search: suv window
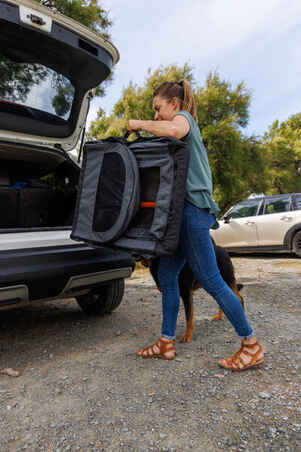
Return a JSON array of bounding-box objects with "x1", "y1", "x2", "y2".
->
[
  {"x1": 263, "y1": 196, "x2": 291, "y2": 215},
  {"x1": 229, "y1": 199, "x2": 261, "y2": 219},
  {"x1": 294, "y1": 194, "x2": 301, "y2": 210}
]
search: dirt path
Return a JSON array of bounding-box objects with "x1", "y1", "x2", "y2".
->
[{"x1": 0, "y1": 255, "x2": 300, "y2": 451}]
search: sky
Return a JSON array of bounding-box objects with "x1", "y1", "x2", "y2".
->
[{"x1": 87, "y1": 0, "x2": 301, "y2": 138}]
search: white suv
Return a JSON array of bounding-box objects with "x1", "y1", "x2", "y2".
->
[
  {"x1": 211, "y1": 193, "x2": 301, "y2": 257},
  {"x1": 0, "y1": 0, "x2": 134, "y2": 313}
]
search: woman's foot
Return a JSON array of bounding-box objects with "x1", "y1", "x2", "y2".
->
[
  {"x1": 138, "y1": 337, "x2": 175, "y2": 360},
  {"x1": 218, "y1": 337, "x2": 264, "y2": 371}
]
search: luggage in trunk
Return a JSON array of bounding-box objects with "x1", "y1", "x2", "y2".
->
[
  {"x1": 0, "y1": 187, "x2": 18, "y2": 228},
  {"x1": 71, "y1": 134, "x2": 189, "y2": 258},
  {"x1": 18, "y1": 187, "x2": 55, "y2": 227}
]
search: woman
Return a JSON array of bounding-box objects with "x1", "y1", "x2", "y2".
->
[{"x1": 127, "y1": 80, "x2": 264, "y2": 371}]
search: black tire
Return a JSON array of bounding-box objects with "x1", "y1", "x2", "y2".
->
[
  {"x1": 76, "y1": 278, "x2": 125, "y2": 315},
  {"x1": 292, "y1": 230, "x2": 301, "y2": 258}
]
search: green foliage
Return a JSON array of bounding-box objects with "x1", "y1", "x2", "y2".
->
[
  {"x1": 262, "y1": 113, "x2": 301, "y2": 194},
  {"x1": 194, "y1": 72, "x2": 250, "y2": 130},
  {"x1": 90, "y1": 64, "x2": 267, "y2": 212}
]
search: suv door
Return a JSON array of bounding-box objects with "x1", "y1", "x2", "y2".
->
[
  {"x1": 256, "y1": 195, "x2": 293, "y2": 246},
  {"x1": 211, "y1": 199, "x2": 262, "y2": 248}
]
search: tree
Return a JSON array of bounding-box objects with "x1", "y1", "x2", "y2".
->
[
  {"x1": 262, "y1": 113, "x2": 301, "y2": 194},
  {"x1": 89, "y1": 64, "x2": 267, "y2": 212}
]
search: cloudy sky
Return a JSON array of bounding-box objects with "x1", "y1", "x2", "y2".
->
[{"x1": 87, "y1": 0, "x2": 301, "y2": 137}]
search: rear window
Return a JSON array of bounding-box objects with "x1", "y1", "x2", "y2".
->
[
  {"x1": 263, "y1": 196, "x2": 291, "y2": 214},
  {"x1": 0, "y1": 54, "x2": 75, "y2": 122}
]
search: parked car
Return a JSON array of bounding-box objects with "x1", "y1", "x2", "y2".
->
[
  {"x1": 0, "y1": 0, "x2": 134, "y2": 313},
  {"x1": 211, "y1": 193, "x2": 301, "y2": 257}
]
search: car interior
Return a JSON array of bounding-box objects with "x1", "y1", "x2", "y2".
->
[{"x1": 0, "y1": 145, "x2": 78, "y2": 230}]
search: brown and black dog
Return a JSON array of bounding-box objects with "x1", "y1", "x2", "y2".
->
[{"x1": 143, "y1": 243, "x2": 244, "y2": 343}]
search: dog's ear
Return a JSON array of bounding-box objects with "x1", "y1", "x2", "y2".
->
[{"x1": 237, "y1": 283, "x2": 244, "y2": 292}]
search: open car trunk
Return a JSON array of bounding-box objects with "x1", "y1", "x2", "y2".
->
[
  {"x1": 0, "y1": 144, "x2": 79, "y2": 230},
  {"x1": 0, "y1": 0, "x2": 119, "y2": 231}
]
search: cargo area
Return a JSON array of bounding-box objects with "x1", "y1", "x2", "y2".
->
[{"x1": 0, "y1": 144, "x2": 79, "y2": 230}]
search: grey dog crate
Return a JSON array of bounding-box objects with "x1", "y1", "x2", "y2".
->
[{"x1": 71, "y1": 134, "x2": 189, "y2": 258}]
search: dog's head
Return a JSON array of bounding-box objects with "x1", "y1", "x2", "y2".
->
[
  {"x1": 135, "y1": 256, "x2": 152, "y2": 268},
  {"x1": 141, "y1": 259, "x2": 152, "y2": 268}
]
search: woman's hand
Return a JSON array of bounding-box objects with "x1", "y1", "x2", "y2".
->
[{"x1": 127, "y1": 119, "x2": 142, "y2": 132}]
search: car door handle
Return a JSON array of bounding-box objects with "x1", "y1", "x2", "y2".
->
[
  {"x1": 245, "y1": 221, "x2": 255, "y2": 225},
  {"x1": 280, "y1": 216, "x2": 292, "y2": 221}
]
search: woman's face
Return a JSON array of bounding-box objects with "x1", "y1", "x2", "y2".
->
[{"x1": 153, "y1": 95, "x2": 180, "y2": 121}]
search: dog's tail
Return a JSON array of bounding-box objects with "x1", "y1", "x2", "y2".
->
[{"x1": 237, "y1": 283, "x2": 244, "y2": 292}]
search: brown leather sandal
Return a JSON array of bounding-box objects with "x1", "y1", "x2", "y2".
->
[
  {"x1": 138, "y1": 338, "x2": 175, "y2": 360},
  {"x1": 218, "y1": 339, "x2": 264, "y2": 371}
]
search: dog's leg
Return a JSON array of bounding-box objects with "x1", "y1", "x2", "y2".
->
[
  {"x1": 212, "y1": 282, "x2": 245, "y2": 321},
  {"x1": 212, "y1": 308, "x2": 223, "y2": 321},
  {"x1": 232, "y1": 282, "x2": 245, "y2": 311},
  {"x1": 180, "y1": 287, "x2": 194, "y2": 343}
]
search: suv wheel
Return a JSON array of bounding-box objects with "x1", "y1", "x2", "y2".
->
[
  {"x1": 292, "y1": 230, "x2": 301, "y2": 258},
  {"x1": 76, "y1": 279, "x2": 125, "y2": 315}
]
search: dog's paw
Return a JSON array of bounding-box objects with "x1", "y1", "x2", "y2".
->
[
  {"x1": 180, "y1": 333, "x2": 192, "y2": 343},
  {"x1": 212, "y1": 312, "x2": 222, "y2": 321}
]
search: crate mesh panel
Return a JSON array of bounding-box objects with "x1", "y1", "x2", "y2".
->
[{"x1": 93, "y1": 153, "x2": 126, "y2": 232}]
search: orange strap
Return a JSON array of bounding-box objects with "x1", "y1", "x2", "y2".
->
[{"x1": 140, "y1": 202, "x2": 156, "y2": 208}]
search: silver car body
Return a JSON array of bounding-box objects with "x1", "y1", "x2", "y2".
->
[{"x1": 211, "y1": 194, "x2": 301, "y2": 255}]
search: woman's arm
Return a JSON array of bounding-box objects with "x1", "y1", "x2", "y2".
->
[{"x1": 128, "y1": 115, "x2": 190, "y2": 139}]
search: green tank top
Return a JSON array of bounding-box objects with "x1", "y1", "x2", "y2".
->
[{"x1": 175, "y1": 110, "x2": 220, "y2": 228}]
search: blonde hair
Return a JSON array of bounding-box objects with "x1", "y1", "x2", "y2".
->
[{"x1": 153, "y1": 79, "x2": 197, "y2": 121}]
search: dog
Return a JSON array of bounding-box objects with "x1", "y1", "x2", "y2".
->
[{"x1": 142, "y1": 243, "x2": 244, "y2": 343}]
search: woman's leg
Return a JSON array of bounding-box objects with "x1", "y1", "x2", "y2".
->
[
  {"x1": 180, "y1": 203, "x2": 263, "y2": 370},
  {"x1": 158, "y1": 255, "x2": 186, "y2": 340},
  {"x1": 180, "y1": 203, "x2": 253, "y2": 338},
  {"x1": 138, "y1": 254, "x2": 185, "y2": 359}
]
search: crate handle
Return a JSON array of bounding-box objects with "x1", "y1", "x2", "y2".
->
[{"x1": 140, "y1": 202, "x2": 156, "y2": 208}]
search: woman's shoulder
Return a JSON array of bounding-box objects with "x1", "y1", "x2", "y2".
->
[
  {"x1": 175, "y1": 110, "x2": 194, "y2": 122},
  {"x1": 174, "y1": 110, "x2": 195, "y2": 136}
]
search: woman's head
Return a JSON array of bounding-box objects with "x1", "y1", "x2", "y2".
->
[{"x1": 153, "y1": 79, "x2": 197, "y2": 121}]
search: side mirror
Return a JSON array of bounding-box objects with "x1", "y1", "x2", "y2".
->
[{"x1": 223, "y1": 214, "x2": 231, "y2": 224}]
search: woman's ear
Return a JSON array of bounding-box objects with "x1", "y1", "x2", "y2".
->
[{"x1": 171, "y1": 96, "x2": 181, "y2": 110}]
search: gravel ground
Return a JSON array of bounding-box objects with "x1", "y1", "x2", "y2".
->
[{"x1": 0, "y1": 255, "x2": 300, "y2": 452}]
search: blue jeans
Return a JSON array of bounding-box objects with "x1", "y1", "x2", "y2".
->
[{"x1": 158, "y1": 202, "x2": 253, "y2": 340}]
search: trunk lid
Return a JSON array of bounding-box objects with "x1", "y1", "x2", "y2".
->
[{"x1": 0, "y1": 0, "x2": 119, "y2": 152}]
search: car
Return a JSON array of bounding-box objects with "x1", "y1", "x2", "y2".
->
[
  {"x1": 211, "y1": 193, "x2": 301, "y2": 257},
  {"x1": 0, "y1": 0, "x2": 134, "y2": 314}
]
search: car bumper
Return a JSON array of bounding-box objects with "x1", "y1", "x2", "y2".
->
[{"x1": 0, "y1": 244, "x2": 134, "y2": 308}]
